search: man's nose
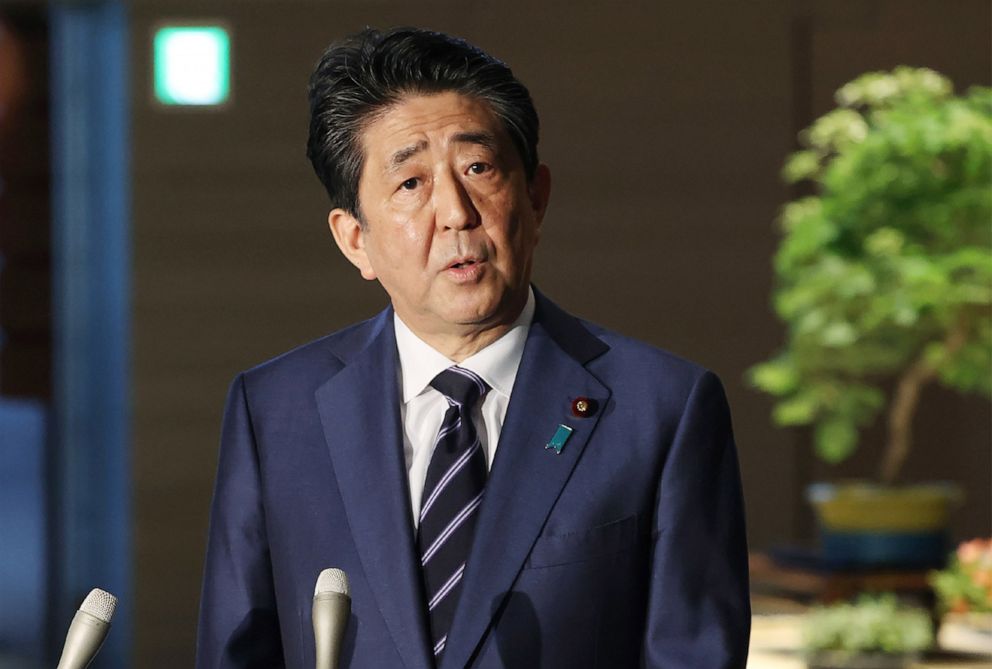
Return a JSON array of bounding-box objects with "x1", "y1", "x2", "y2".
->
[{"x1": 433, "y1": 171, "x2": 479, "y2": 231}]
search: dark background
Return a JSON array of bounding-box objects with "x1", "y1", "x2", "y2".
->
[{"x1": 3, "y1": 1, "x2": 987, "y2": 666}]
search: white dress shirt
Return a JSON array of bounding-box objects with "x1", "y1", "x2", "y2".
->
[{"x1": 394, "y1": 288, "x2": 535, "y2": 527}]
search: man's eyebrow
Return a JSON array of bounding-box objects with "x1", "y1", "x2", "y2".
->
[
  {"x1": 453, "y1": 131, "x2": 498, "y2": 152},
  {"x1": 387, "y1": 140, "x2": 429, "y2": 171},
  {"x1": 385, "y1": 132, "x2": 498, "y2": 172}
]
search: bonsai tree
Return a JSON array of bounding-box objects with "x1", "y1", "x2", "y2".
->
[{"x1": 750, "y1": 67, "x2": 992, "y2": 484}]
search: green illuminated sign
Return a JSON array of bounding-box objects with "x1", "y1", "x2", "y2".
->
[{"x1": 154, "y1": 26, "x2": 230, "y2": 106}]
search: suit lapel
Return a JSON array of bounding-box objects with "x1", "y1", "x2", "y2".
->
[
  {"x1": 314, "y1": 312, "x2": 434, "y2": 669},
  {"x1": 440, "y1": 294, "x2": 611, "y2": 669}
]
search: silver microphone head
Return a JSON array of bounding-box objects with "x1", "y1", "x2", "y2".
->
[
  {"x1": 56, "y1": 589, "x2": 118, "y2": 669},
  {"x1": 80, "y1": 588, "x2": 118, "y2": 623},
  {"x1": 314, "y1": 568, "x2": 349, "y2": 597}
]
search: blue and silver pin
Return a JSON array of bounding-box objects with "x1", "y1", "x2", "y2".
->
[{"x1": 545, "y1": 424, "x2": 573, "y2": 455}]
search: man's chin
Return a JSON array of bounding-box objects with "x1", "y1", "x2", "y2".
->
[
  {"x1": 439, "y1": 289, "x2": 526, "y2": 329},
  {"x1": 444, "y1": 306, "x2": 503, "y2": 329}
]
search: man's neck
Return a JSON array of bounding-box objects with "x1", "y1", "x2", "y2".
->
[
  {"x1": 412, "y1": 324, "x2": 514, "y2": 363},
  {"x1": 394, "y1": 289, "x2": 534, "y2": 362}
]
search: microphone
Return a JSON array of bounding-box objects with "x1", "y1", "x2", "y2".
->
[
  {"x1": 56, "y1": 588, "x2": 118, "y2": 669},
  {"x1": 312, "y1": 568, "x2": 351, "y2": 669}
]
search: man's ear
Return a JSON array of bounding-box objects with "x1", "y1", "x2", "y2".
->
[
  {"x1": 528, "y1": 163, "x2": 552, "y2": 227},
  {"x1": 328, "y1": 208, "x2": 377, "y2": 281}
]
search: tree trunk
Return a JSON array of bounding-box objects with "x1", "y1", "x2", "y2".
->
[
  {"x1": 880, "y1": 323, "x2": 968, "y2": 484},
  {"x1": 881, "y1": 358, "x2": 936, "y2": 484}
]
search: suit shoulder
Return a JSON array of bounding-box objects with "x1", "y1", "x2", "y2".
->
[
  {"x1": 579, "y1": 319, "x2": 715, "y2": 392},
  {"x1": 238, "y1": 312, "x2": 385, "y2": 393},
  {"x1": 535, "y1": 293, "x2": 711, "y2": 391}
]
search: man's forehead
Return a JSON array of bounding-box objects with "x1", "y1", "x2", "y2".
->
[{"x1": 360, "y1": 92, "x2": 507, "y2": 164}]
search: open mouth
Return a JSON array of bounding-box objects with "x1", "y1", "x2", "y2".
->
[{"x1": 448, "y1": 258, "x2": 480, "y2": 270}]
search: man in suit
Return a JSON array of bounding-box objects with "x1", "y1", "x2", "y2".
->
[{"x1": 196, "y1": 27, "x2": 750, "y2": 668}]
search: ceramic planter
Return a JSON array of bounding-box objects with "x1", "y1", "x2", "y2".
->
[{"x1": 807, "y1": 481, "x2": 963, "y2": 568}]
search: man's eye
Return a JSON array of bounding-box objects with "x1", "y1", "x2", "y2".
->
[
  {"x1": 468, "y1": 162, "x2": 490, "y2": 175},
  {"x1": 400, "y1": 177, "x2": 419, "y2": 190}
]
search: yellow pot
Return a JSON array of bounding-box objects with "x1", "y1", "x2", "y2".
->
[{"x1": 807, "y1": 481, "x2": 964, "y2": 532}]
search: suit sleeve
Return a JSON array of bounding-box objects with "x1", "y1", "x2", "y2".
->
[
  {"x1": 641, "y1": 371, "x2": 751, "y2": 668},
  {"x1": 196, "y1": 374, "x2": 286, "y2": 669}
]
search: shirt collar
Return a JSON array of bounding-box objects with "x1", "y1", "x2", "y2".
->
[{"x1": 394, "y1": 286, "x2": 535, "y2": 403}]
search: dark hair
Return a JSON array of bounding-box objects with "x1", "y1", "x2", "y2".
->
[{"x1": 306, "y1": 27, "x2": 540, "y2": 220}]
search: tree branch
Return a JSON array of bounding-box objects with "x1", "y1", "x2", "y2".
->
[{"x1": 880, "y1": 319, "x2": 969, "y2": 484}]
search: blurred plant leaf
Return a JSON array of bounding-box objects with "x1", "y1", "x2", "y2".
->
[{"x1": 748, "y1": 67, "x2": 992, "y2": 475}]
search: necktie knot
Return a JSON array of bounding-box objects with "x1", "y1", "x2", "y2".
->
[{"x1": 430, "y1": 366, "x2": 490, "y2": 409}]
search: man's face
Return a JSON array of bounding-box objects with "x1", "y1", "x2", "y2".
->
[{"x1": 329, "y1": 92, "x2": 550, "y2": 341}]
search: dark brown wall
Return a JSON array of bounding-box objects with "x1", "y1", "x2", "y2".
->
[
  {"x1": 129, "y1": 1, "x2": 991, "y2": 665},
  {"x1": 0, "y1": 8, "x2": 50, "y2": 401}
]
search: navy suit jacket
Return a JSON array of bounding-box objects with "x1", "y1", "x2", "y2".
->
[{"x1": 196, "y1": 291, "x2": 750, "y2": 668}]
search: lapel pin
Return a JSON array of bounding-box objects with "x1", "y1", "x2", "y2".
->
[
  {"x1": 546, "y1": 424, "x2": 573, "y2": 455},
  {"x1": 571, "y1": 397, "x2": 597, "y2": 418}
]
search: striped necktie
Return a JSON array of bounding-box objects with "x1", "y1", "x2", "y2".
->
[{"x1": 418, "y1": 365, "x2": 490, "y2": 661}]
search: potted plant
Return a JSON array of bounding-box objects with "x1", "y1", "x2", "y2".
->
[
  {"x1": 803, "y1": 593, "x2": 934, "y2": 669},
  {"x1": 749, "y1": 67, "x2": 991, "y2": 566},
  {"x1": 929, "y1": 538, "x2": 992, "y2": 653}
]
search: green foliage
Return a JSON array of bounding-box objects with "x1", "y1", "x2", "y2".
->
[
  {"x1": 929, "y1": 539, "x2": 992, "y2": 614},
  {"x1": 930, "y1": 566, "x2": 992, "y2": 615},
  {"x1": 803, "y1": 593, "x2": 934, "y2": 654},
  {"x1": 749, "y1": 67, "x2": 992, "y2": 467}
]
